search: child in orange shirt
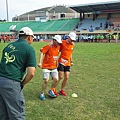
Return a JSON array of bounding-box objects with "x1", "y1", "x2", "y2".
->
[
  {"x1": 54, "y1": 32, "x2": 76, "y2": 96},
  {"x1": 38, "y1": 35, "x2": 62, "y2": 100}
]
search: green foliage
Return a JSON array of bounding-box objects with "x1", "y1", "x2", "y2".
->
[{"x1": 0, "y1": 42, "x2": 120, "y2": 120}]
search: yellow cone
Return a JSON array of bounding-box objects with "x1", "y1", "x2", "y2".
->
[{"x1": 71, "y1": 93, "x2": 78, "y2": 97}]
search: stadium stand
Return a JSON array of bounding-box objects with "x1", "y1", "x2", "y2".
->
[
  {"x1": 0, "y1": 18, "x2": 79, "y2": 33},
  {"x1": 0, "y1": 2, "x2": 120, "y2": 43},
  {"x1": 45, "y1": 18, "x2": 79, "y2": 31},
  {"x1": 77, "y1": 18, "x2": 107, "y2": 31},
  {"x1": 44, "y1": 19, "x2": 70, "y2": 31},
  {"x1": 59, "y1": 18, "x2": 80, "y2": 31},
  {"x1": 0, "y1": 22, "x2": 16, "y2": 32}
]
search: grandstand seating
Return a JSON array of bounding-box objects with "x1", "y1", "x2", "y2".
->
[
  {"x1": 0, "y1": 17, "x2": 120, "y2": 37},
  {"x1": 15, "y1": 21, "x2": 33, "y2": 30},
  {"x1": 112, "y1": 18, "x2": 120, "y2": 26},
  {"x1": 44, "y1": 18, "x2": 79, "y2": 31},
  {"x1": 29, "y1": 21, "x2": 54, "y2": 32},
  {"x1": 0, "y1": 18, "x2": 79, "y2": 33},
  {"x1": 44, "y1": 19, "x2": 68, "y2": 31},
  {"x1": 0, "y1": 21, "x2": 33, "y2": 32},
  {"x1": 59, "y1": 18, "x2": 80, "y2": 31},
  {"x1": 109, "y1": 17, "x2": 120, "y2": 30},
  {"x1": 0, "y1": 22, "x2": 17, "y2": 32},
  {"x1": 77, "y1": 18, "x2": 107, "y2": 31}
]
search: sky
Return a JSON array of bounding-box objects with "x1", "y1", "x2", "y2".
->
[{"x1": 0, "y1": 0, "x2": 119, "y2": 21}]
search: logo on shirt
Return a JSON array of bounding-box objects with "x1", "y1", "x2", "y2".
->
[
  {"x1": 61, "y1": 58, "x2": 68, "y2": 64},
  {"x1": 53, "y1": 56, "x2": 58, "y2": 60},
  {"x1": 4, "y1": 44, "x2": 18, "y2": 64}
]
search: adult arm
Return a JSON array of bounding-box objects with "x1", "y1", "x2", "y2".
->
[{"x1": 21, "y1": 67, "x2": 35, "y2": 86}]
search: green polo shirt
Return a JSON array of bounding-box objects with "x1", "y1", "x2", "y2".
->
[{"x1": 0, "y1": 39, "x2": 36, "y2": 82}]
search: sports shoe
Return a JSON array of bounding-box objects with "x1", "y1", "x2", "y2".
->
[
  {"x1": 54, "y1": 91, "x2": 59, "y2": 96},
  {"x1": 40, "y1": 92, "x2": 45, "y2": 100},
  {"x1": 59, "y1": 90, "x2": 67, "y2": 96},
  {"x1": 48, "y1": 90, "x2": 56, "y2": 97},
  {"x1": 53, "y1": 88, "x2": 59, "y2": 96}
]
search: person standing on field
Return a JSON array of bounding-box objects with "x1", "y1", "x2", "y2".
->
[
  {"x1": 53, "y1": 32, "x2": 76, "y2": 96},
  {"x1": 0, "y1": 27, "x2": 36, "y2": 120},
  {"x1": 38, "y1": 35, "x2": 62, "y2": 100}
]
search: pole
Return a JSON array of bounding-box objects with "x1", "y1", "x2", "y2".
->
[{"x1": 6, "y1": 0, "x2": 9, "y2": 21}]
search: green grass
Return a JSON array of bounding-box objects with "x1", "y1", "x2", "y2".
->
[{"x1": 0, "y1": 42, "x2": 120, "y2": 120}]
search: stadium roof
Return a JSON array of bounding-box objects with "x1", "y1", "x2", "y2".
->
[
  {"x1": 22, "y1": 5, "x2": 75, "y2": 15},
  {"x1": 69, "y1": 1, "x2": 120, "y2": 13}
]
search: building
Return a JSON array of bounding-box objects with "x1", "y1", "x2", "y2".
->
[{"x1": 12, "y1": 5, "x2": 79, "y2": 21}]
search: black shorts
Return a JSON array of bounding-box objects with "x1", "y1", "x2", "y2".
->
[{"x1": 57, "y1": 63, "x2": 70, "y2": 72}]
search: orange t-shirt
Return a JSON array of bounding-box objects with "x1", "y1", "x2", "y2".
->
[
  {"x1": 40, "y1": 44, "x2": 60, "y2": 69},
  {"x1": 58, "y1": 40, "x2": 74, "y2": 66}
]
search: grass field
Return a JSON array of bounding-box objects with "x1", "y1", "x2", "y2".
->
[{"x1": 0, "y1": 42, "x2": 120, "y2": 120}]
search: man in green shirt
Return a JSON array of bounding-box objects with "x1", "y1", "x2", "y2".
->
[{"x1": 0, "y1": 27, "x2": 36, "y2": 120}]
